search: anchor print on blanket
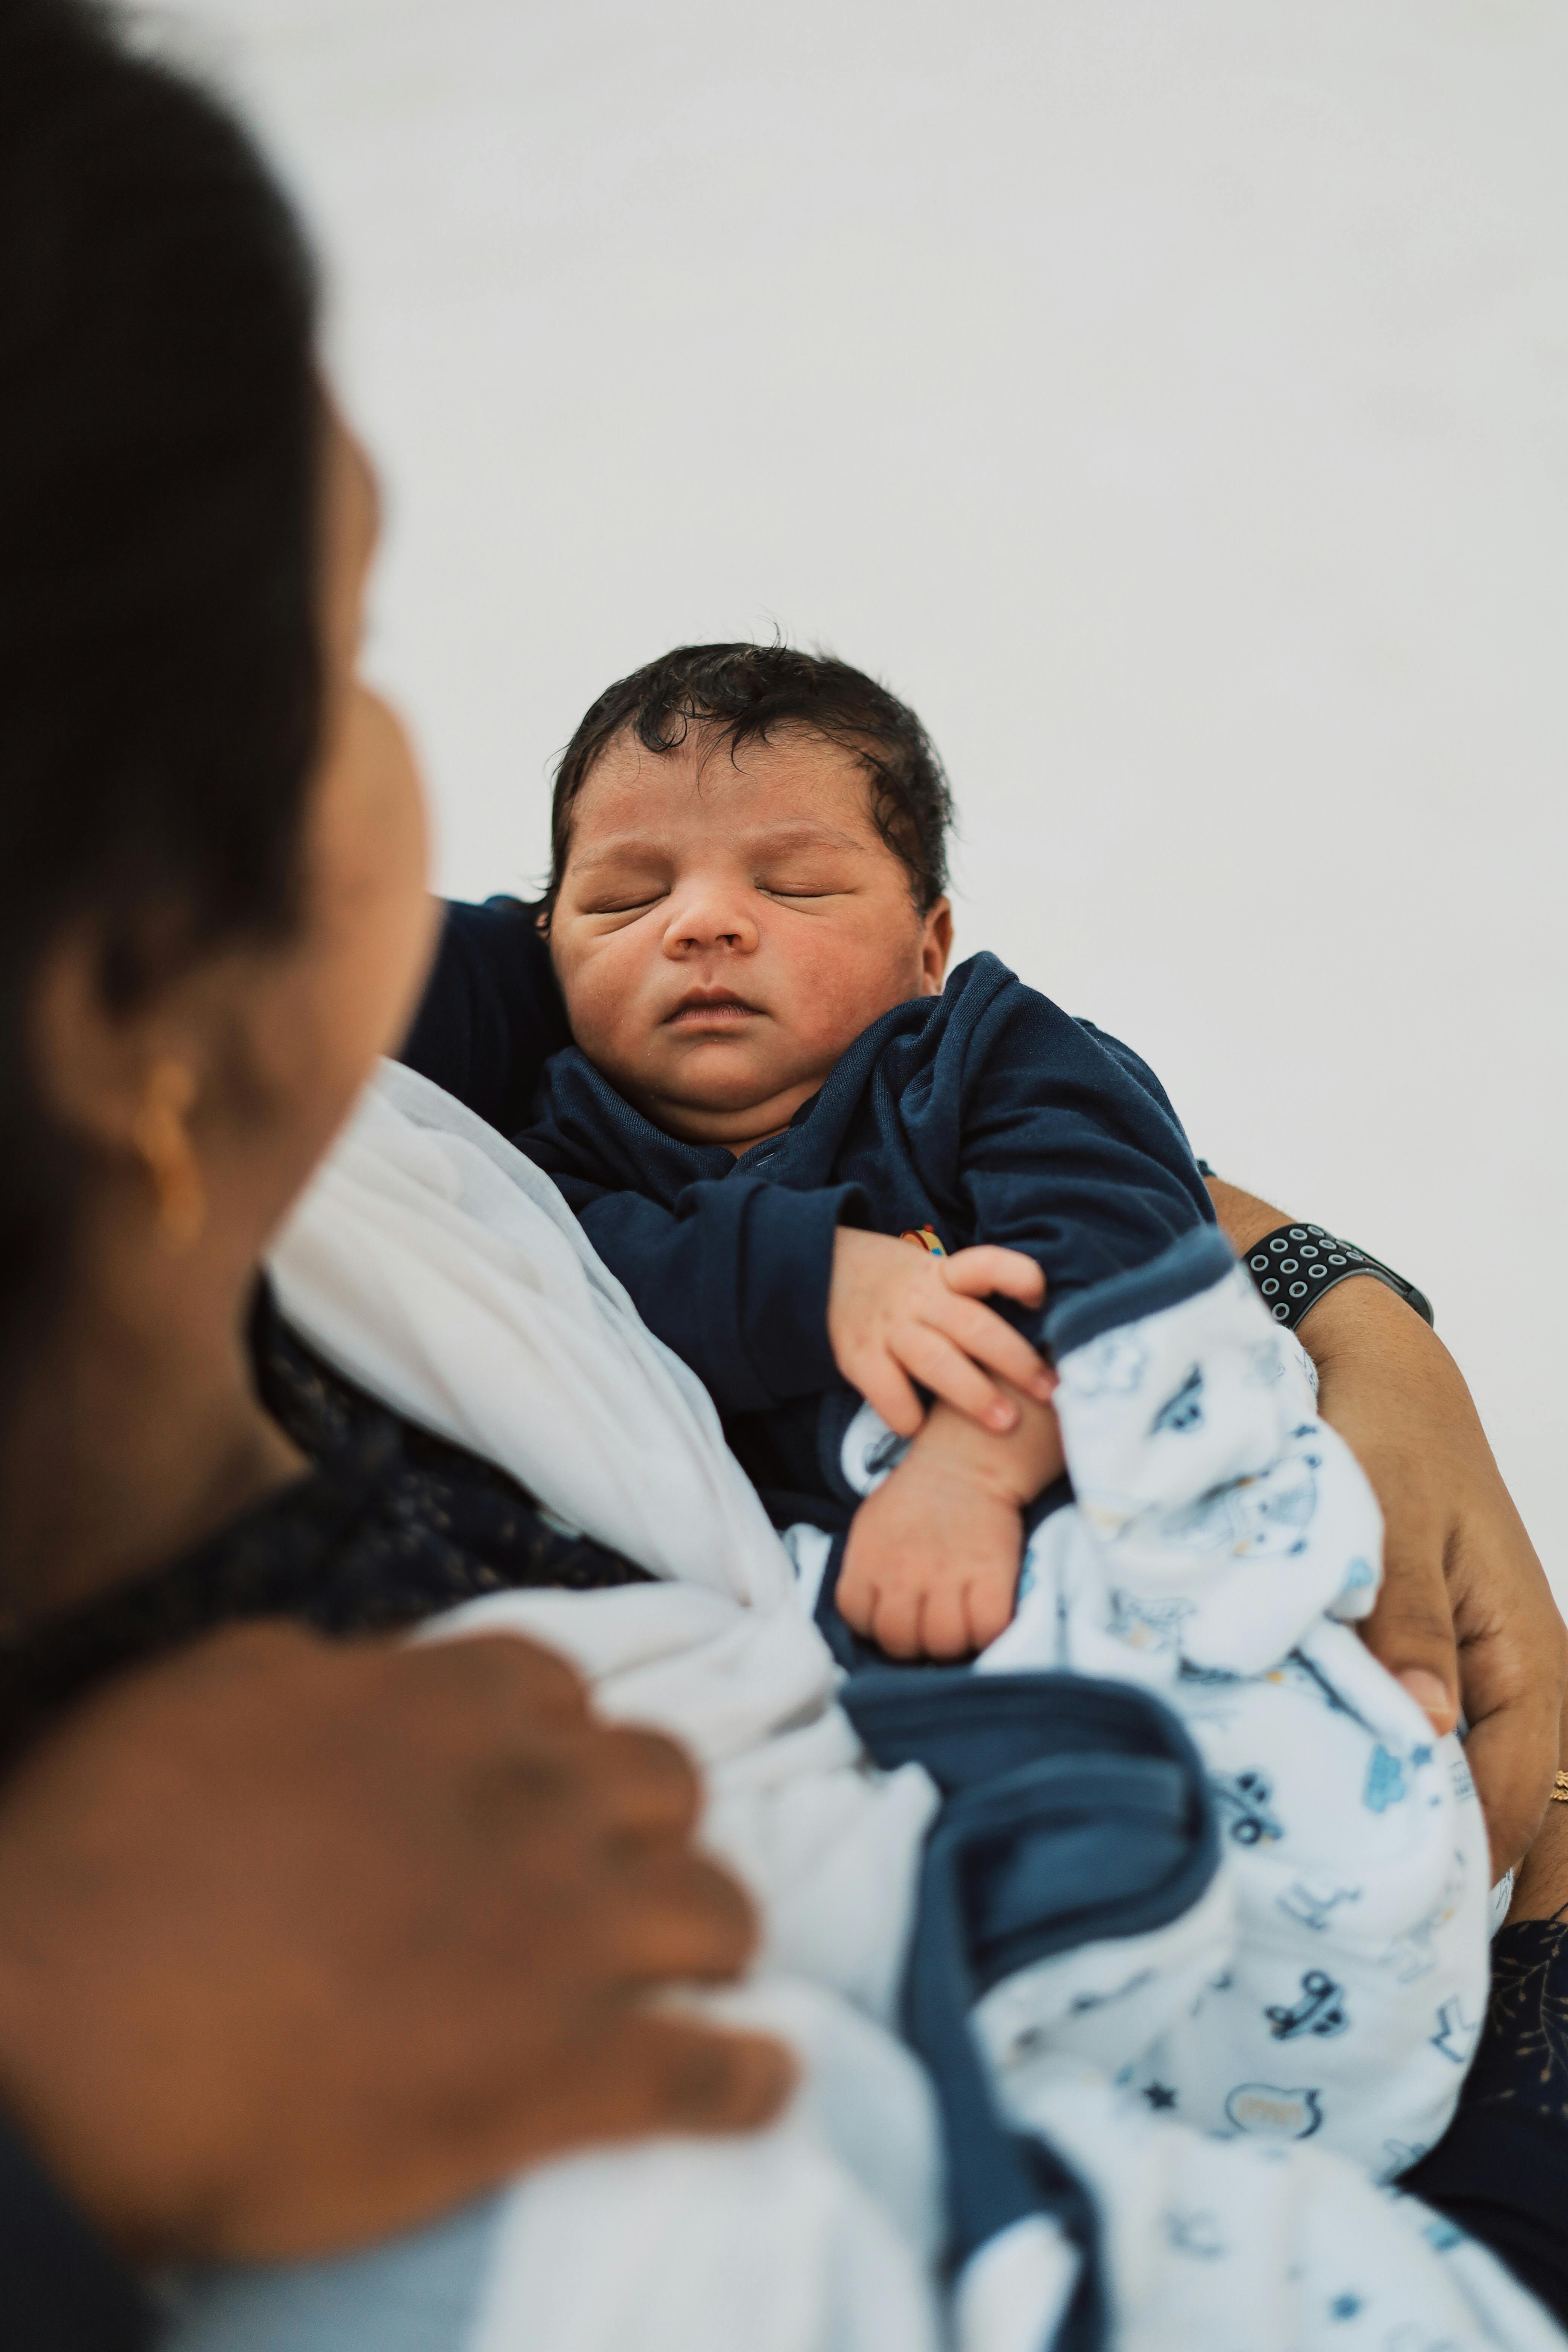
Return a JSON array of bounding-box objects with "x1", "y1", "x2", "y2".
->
[
  {"x1": 1210, "y1": 1767, "x2": 1284, "y2": 1847},
  {"x1": 1265, "y1": 1970, "x2": 1350, "y2": 2042}
]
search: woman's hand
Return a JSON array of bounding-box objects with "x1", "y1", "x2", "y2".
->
[
  {"x1": 828, "y1": 1228, "x2": 1055, "y2": 1438},
  {"x1": 1504, "y1": 1677, "x2": 1568, "y2": 1924},
  {"x1": 0, "y1": 1623, "x2": 791, "y2": 2263},
  {"x1": 1205, "y1": 1174, "x2": 1567, "y2": 1882},
  {"x1": 1305, "y1": 1277, "x2": 1566, "y2": 1881}
]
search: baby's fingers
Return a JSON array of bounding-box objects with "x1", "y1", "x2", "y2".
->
[
  {"x1": 844, "y1": 1348, "x2": 924, "y2": 1440},
  {"x1": 921, "y1": 1580, "x2": 981, "y2": 1660},
  {"x1": 868, "y1": 1583, "x2": 926, "y2": 1660},
  {"x1": 893, "y1": 1326, "x2": 1017, "y2": 1432},
  {"x1": 943, "y1": 1245, "x2": 1047, "y2": 1309},
  {"x1": 963, "y1": 1562, "x2": 1021, "y2": 1653},
  {"x1": 929, "y1": 1291, "x2": 1057, "y2": 1404}
]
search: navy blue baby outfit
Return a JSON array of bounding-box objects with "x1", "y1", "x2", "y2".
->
[{"x1": 514, "y1": 941, "x2": 1214, "y2": 1514}]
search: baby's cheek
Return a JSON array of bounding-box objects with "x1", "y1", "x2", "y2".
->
[
  {"x1": 781, "y1": 931, "x2": 916, "y2": 1064},
  {"x1": 554, "y1": 940, "x2": 640, "y2": 1063}
]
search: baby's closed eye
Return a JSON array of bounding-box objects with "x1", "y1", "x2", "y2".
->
[
  {"x1": 580, "y1": 882, "x2": 669, "y2": 920},
  {"x1": 755, "y1": 860, "x2": 862, "y2": 903}
]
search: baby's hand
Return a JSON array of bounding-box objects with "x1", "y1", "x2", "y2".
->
[
  {"x1": 836, "y1": 1390, "x2": 1064, "y2": 1659},
  {"x1": 828, "y1": 1229, "x2": 1054, "y2": 1437}
]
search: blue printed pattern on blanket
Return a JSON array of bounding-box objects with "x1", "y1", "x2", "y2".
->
[{"x1": 969, "y1": 1247, "x2": 1491, "y2": 2184}]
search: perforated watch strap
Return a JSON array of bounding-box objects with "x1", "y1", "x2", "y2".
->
[{"x1": 1243, "y1": 1222, "x2": 1434, "y2": 1334}]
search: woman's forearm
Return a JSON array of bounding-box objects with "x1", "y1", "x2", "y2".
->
[{"x1": 1204, "y1": 1169, "x2": 1567, "y2": 1877}]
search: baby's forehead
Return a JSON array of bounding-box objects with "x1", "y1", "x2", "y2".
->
[{"x1": 569, "y1": 722, "x2": 882, "y2": 850}]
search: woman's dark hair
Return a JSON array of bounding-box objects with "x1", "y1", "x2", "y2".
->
[
  {"x1": 545, "y1": 643, "x2": 955, "y2": 917},
  {"x1": 0, "y1": 1, "x2": 321, "y2": 1370}
]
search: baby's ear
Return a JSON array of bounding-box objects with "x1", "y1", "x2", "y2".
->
[{"x1": 921, "y1": 896, "x2": 954, "y2": 992}]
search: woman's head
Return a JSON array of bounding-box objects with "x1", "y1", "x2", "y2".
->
[{"x1": 0, "y1": 2, "x2": 434, "y2": 1389}]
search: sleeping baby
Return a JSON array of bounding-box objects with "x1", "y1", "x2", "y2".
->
[
  {"x1": 513, "y1": 640, "x2": 1489, "y2": 2176},
  {"x1": 518, "y1": 639, "x2": 1215, "y2": 1658}
]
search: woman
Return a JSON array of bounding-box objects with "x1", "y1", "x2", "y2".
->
[
  {"x1": 0, "y1": 3, "x2": 786, "y2": 2335},
  {"x1": 0, "y1": 0, "x2": 1563, "y2": 2340}
]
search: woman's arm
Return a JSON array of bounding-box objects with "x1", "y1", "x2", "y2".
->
[{"x1": 1207, "y1": 1173, "x2": 1567, "y2": 1880}]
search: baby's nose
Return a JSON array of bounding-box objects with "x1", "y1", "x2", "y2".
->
[{"x1": 663, "y1": 883, "x2": 758, "y2": 954}]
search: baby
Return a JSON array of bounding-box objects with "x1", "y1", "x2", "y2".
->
[
  {"x1": 515, "y1": 642, "x2": 1490, "y2": 2177},
  {"x1": 519, "y1": 640, "x2": 1212, "y2": 1659}
]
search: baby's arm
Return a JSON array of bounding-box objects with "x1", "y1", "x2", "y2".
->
[
  {"x1": 560, "y1": 1180, "x2": 1055, "y2": 1430},
  {"x1": 836, "y1": 1383, "x2": 1065, "y2": 1658}
]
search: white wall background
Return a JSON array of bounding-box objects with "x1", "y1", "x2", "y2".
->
[{"x1": 179, "y1": 0, "x2": 1567, "y2": 1597}]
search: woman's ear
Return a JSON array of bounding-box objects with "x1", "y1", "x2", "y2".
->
[
  {"x1": 920, "y1": 897, "x2": 954, "y2": 995},
  {"x1": 29, "y1": 908, "x2": 237, "y2": 1147},
  {"x1": 28, "y1": 917, "x2": 190, "y2": 1156},
  {"x1": 31, "y1": 916, "x2": 227, "y2": 1251}
]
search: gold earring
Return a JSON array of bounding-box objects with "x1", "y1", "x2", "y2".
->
[{"x1": 130, "y1": 1060, "x2": 207, "y2": 1253}]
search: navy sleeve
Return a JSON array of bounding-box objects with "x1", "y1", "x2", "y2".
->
[
  {"x1": 0, "y1": 2112, "x2": 151, "y2": 2351},
  {"x1": 944, "y1": 986, "x2": 1215, "y2": 1312},
  {"x1": 1403, "y1": 1917, "x2": 1568, "y2": 2326},
  {"x1": 397, "y1": 898, "x2": 570, "y2": 1136},
  {"x1": 555, "y1": 1173, "x2": 862, "y2": 1415}
]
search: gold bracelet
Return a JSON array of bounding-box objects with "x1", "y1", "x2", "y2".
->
[{"x1": 1553, "y1": 1771, "x2": 1568, "y2": 1805}]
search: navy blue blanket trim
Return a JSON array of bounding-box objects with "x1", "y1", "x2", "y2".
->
[
  {"x1": 1045, "y1": 1225, "x2": 1237, "y2": 1360},
  {"x1": 813, "y1": 1531, "x2": 905, "y2": 1675},
  {"x1": 843, "y1": 1671, "x2": 1221, "y2": 2348}
]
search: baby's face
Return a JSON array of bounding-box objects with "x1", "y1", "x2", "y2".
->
[{"x1": 548, "y1": 724, "x2": 952, "y2": 1150}]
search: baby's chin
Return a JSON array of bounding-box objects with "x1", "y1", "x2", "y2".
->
[
  {"x1": 652, "y1": 1043, "x2": 809, "y2": 1109},
  {"x1": 633, "y1": 1047, "x2": 826, "y2": 1139}
]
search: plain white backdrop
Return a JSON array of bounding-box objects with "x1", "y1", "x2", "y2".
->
[{"x1": 178, "y1": 0, "x2": 1567, "y2": 1598}]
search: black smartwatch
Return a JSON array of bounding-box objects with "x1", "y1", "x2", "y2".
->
[
  {"x1": 1241, "y1": 1222, "x2": 1433, "y2": 1334},
  {"x1": 1193, "y1": 1164, "x2": 1434, "y2": 1335}
]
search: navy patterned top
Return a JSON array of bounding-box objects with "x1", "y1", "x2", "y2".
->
[
  {"x1": 1406, "y1": 1914, "x2": 1568, "y2": 2323},
  {"x1": 0, "y1": 1286, "x2": 648, "y2": 1768}
]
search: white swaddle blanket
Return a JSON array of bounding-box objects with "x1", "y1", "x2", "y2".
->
[
  {"x1": 833, "y1": 1250, "x2": 1491, "y2": 2183},
  {"x1": 270, "y1": 1061, "x2": 795, "y2": 1606},
  {"x1": 175, "y1": 1061, "x2": 1564, "y2": 2352}
]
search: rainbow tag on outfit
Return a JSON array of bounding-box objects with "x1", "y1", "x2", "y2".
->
[{"x1": 900, "y1": 1225, "x2": 947, "y2": 1256}]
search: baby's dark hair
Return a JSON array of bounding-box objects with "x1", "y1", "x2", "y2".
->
[{"x1": 545, "y1": 643, "x2": 954, "y2": 916}]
